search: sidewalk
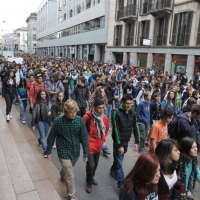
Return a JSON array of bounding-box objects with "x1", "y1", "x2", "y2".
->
[{"x1": 0, "y1": 99, "x2": 69, "y2": 200}]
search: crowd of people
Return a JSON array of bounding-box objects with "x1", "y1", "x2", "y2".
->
[{"x1": 0, "y1": 54, "x2": 200, "y2": 200}]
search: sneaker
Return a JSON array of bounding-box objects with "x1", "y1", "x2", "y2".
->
[
  {"x1": 138, "y1": 149, "x2": 144, "y2": 155},
  {"x1": 92, "y1": 179, "x2": 98, "y2": 185},
  {"x1": 53, "y1": 144, "x2": 56, "y2": 149},
  {"x1": 145, "y1": 142, "x2": 149, "y2": 147},
  {"x1": 43, "y1": 152, "x2": 48, "y2": 158},
  {"x1": 118, "y1": 185, "x2": 123, "y2": 192},
  {"x1": 110, "y1": 171, "x2": 117, "y2": 180},
  {"x1": 68, "y1": 197, "x2": 76, "y2": 200},
  {"x1": 9, "y1": 113, "x2": 13, "y2": 119},
  {"x1": 60, "y1": 176, "x2": 66, "y2": 183},
  {"x1": 38, "y1": 138, "x2": 42, "y2": 147},
  {"x1": 102, "y1": 150, "x2": 111, "y2": 156},
  {"x1": 22, "y1": 120, "x2": 26, "y2": 124},
  {"x1": 187, "y1": 191, "x2": 194, "y2": 199},
  {"x1": 19, "y1": 116, "x2": 22, "y2": 120},
  {"x1": 6, "y1": 115, "x2": 10, "y2": 122},
  {"x1": 86, "y1": 183, "x2": 92, "y2": 193}
]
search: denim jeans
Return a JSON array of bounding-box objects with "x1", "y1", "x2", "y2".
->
[
  {"x1": 105, "y1": 104, "x2": 112, "y2": 121},
  {"x1": 110, "y1": 142, "x2": 128, "y2": 186},
  {"x1": 19, "y1": 99, "x2": 27, "y2": 120},
  {"x1": 37, "y1": 121, "x2": 49, "y2": 151},
  {"x1": 70, "y1": 85, "x2": 75, "y2": 95}
]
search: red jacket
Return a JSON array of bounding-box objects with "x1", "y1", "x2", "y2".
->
[{"x1": 83, "y1": 109, "x2": 109, "y2": 155}]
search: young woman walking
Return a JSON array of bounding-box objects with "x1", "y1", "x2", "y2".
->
[
  {"x1": 2, "y1": 70, "x2": 18, "y2": 122},
  {"x1": 17, "y1": 78, "x2": 28, "y2": 124},
  {"x1": 32, "y1": 89, "x2": 51, "y2": 158}
]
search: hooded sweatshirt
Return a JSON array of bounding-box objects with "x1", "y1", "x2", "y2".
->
[{"x1": 136, "y1": 100, "x2": 151, "y2": 125}]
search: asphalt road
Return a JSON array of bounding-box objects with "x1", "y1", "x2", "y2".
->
[{"x1": 14, "y1": 105, "x2": 200, "y2": 200}]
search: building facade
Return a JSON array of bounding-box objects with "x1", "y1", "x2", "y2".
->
[
  {"x1": 13, "y1": 27, "x2": 28, "y2": 53},
  {"x1": 36, "y1": 0, "x2": 110, "y2": 62},
  {"x1": 106, "y1": 0, "x2": 200, "y2": 78},
  {"x1": 26, "y1": 13, "x2": 37, "y2": 54}
]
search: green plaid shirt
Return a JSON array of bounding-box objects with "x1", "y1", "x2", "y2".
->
[{"x1": 46, "y1": 115, "x2": 88, "y2": 160}]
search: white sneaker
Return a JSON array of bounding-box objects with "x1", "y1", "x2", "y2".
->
[
  {"x1": 6, "y1": 115, "x2": 10, "y2": 122},
  {"x1": 9, "y1": 113, "x2": 13, "y2": 119},
  {"x1": 53, "y1": 144, "x2": 56, "y2": 149},
  {"x1": 22, "y1": 120, "x2": 26, "y2": 124},
  {"x1": 187, "y1": 191, "x2": 194, "y2": 199}
]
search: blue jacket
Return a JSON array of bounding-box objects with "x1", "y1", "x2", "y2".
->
[
  {"x1": 161, "y1": 99, "x2": 178, "y2": 116},
  {"x1": 136, "y1": 101, "x2": 151, "y2": 125}
]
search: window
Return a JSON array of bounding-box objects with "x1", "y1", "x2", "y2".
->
[
  {"x1": 69, "y1": 10, "x2": 73, "y2": 17},
  {"x1": 63, "y1": 0, "x2": 66, "y2": 6},
  {"x1": 140, "y1": 0, "x2": 149, "y2": 15},
  {"x1": 33, "y1": 34, "x2": 36, "y2": 40},
  {"x1": 171, "y1": 55, "x2": 187, "y2": 74},
  {"x1": 77, "y1": 4, "x2": 81, "y2": 14},
  {"x1": 116, "y1": 0, "x2": 124, "y2": 20},
  {"x1": 113, "y1": 25, "x2": 123, "y2": 46},
  {"x1": 153, "y1": 17, "x2": 169, "y2": 46},
  {"x1": 124, "y1": 22, "x2": 135, "y2": 46},
  {"x1": 63, "y1": 13, "x2": 66, "y2": 20},
  {"x1": 86, "y1": 0, "x2": 91, "y2": 9},
  {"x1": 172, "y1": 11, "x2": 193, "y2": 46},
  {"x1": 32, "y1": 23, "x2": 37, "y2": 30},
  {"x1": 197, "y1": 17, "x2": 200, "y2": 45},
  {"x1": 137, "y1": 20, "x2": 150, "y2": 46}
]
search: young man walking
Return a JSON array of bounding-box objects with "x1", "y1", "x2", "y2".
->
[
  {"x1": 82, "y1": 99, "x2": 109, "y2": 193},
  {"x1": 46, "y1": 100, "x2": 88, "y2": 200},
  {"x1": 72, "y1": 76, "x2": 89, "y2": 117},
  {"x1": 110, "y1": 94, "x2": 140, "y2": 190}
]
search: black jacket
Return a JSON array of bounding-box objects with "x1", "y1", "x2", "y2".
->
[
  {"x1": 105, "y1": 86, "x2": 115, "y2": 104},
  {"x1": 72, "y1": 85, "x2": 89, "y2": 108},
  {"x1": 150, "y1": 102, "x2": 160, "y2": 124},
  {"x1": 112, "y1": 104, "x2": 140, "y2": 146},
  {"x1": 123, "y1": 84, "x2": 137, "y2": 98},
  {"x1": 2, "y1": 78, "x2": 18, "y2": 98},
  {"x1": 32, "y1": 102, "x2": 51, "y2": 126}
]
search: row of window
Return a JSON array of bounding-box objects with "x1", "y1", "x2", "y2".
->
[
  {"x1": 114, "y1": 11, "x2": 200, "y2": 47},
  {"x1": 37, "y1": 16, "x2": 105, "y2": 42}
]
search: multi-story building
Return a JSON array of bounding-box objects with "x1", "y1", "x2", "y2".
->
[
  {"x1": 26, "y1": 13, "x2": 37, "y2": 54},
  {"x1": 13, "y1": 27, "x2": 28, "y2": 53},
  {"x1": 106, "y1": 0, "x2": 200, "y2": 78},
  {"x1": 36, "y1": 0, "x2": 110, "y2": 62},
  {"x1": 1, "y1": 33, "x2": 14, "y2": 51}
]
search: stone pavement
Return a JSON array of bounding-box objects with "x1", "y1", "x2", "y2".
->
[{"x1": 0, "y1": 99, "x2": 70, "y2": 200}]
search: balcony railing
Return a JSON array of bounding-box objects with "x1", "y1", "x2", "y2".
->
[
  {"x1": 124, "y1": 37, "x2": 134, "y2": 46},
  {"x1": 117, "y1": 4, "x2": 137, "y2": 21},
  {"x1": 114, "y1": 38, "x2": 122, "y2": 46},
  {"x1": 148, "y1": 0, "x2": 173, "y2": 16},
  {"x1": 177, "y1": 34, "x2": 185, "y2": 46},
  {"x1": 154, "y1": 35, "x2": 167, "y2": 46}
]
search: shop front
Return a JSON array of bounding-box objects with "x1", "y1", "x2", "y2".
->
[
  {"x1": 171, "y1": 55, "x2": 187, "y2": 75},
  {"x1": 194, "y1": 56, "x2": 200, "y2": 75},
  {"x1": 153, "y1": 54, "x2": 165, "y2": 73},
  {"x1": 137, "y1": 53, "x2": 147, "y2": 68}
]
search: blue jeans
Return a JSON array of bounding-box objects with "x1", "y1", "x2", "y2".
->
[
  {"x1": 37, "y1": 121, "x2": 49, "y2": 151},
  {"x1": 70, "y1": 85, "x2": 75, "y2": 95},
  {"x1": 105, "y1": 104, "x2": 112, "y2": 121},
  {"x1": 110, "y1": 142, "x2": 128, "y2": 186},
  {"x1": 19, "y1": 99, "x2": 27, "y2": 120}
]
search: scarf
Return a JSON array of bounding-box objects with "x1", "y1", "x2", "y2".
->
[
  {"x1": 40, "y1": 99, "x2": 48, "y2": 121},
  {"x1": 92, "y1": 108, "x2": 106, "y2": 139}
]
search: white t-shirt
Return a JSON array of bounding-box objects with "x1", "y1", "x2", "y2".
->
[{"x1": 163, "y1": 171, "x2": 178, "y2": 190}]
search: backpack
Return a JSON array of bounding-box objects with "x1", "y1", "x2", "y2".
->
[
  {"x1": 168, "y1": 116, "x2": 181, "y2": 140},
  {"x1": 85, "y1": 113, "x2": 91, "y2": 132}
]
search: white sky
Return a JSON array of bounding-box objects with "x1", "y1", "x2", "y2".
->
[{"x1": 0, "y1": 0, "x2": 42, "y2": 38}]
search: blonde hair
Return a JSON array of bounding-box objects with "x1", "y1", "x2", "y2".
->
[{"x1": 64, "y1": 100, "x2": 79, "y2": 113}]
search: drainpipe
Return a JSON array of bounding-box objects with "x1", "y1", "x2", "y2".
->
[
  {"x1": 135, "y1": 0, "x2": 140, "y2": 44},
  {"x1": 169, "y1": 0, "x2": 175, "y2": 44}
]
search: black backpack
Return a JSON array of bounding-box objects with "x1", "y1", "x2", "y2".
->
[{"x1": 168, "y1": 115, "x2": 181, "y2": 140}]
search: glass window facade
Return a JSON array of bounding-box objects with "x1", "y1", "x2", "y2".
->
[
  {"x1": 171, "y1": 55, "x2": 187, "y2": 75},
  {"x1": 138, "y1": 53, "x2": 147, "y2": 68}
]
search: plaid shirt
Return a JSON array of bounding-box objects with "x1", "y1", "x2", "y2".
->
[{"x1": 46, "y1": 115, "x2": 88, "y2": 160}]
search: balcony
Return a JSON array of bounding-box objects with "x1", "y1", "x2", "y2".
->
[
  {"x1": 114, "y1": 38, "x2": 122, "y2": 46},
  {"x1": 154, "y1": 35, "x2": 167, "y2": 46},
  {"x1": 117, "y1": 4, "x2": 137, "y2": 22},
  {"x1": 148, "y1": 0, "x2": 173, "y2": 17}
]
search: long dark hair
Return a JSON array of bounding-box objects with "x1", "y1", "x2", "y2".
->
[
  {"x1": 179, "y1": 137, "x2": 196, "y2": 163},
  {"x1": 155, "y1": 138, "x2": 179, "y2": 175},
  {"x1": 54, "y1": 92, "x2": 65, "y2": 107},
  {"x1": 166, "y1": 90, "x2": 176, "y2": 106},
  {"x1": 124, "y1": 153, "x2": 159, "y2": 198},
  {"x1": 18, "y1": 78, "x2": 27, "y2": 88},
  {"x1": 35, "y1": 89, "x2": 49, "y2": 103}
]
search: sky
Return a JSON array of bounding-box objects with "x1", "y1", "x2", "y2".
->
[{"x1": 0, "y1": 0, "x2": 42, "y2": 38}]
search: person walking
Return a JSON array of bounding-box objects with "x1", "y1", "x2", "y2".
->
[
  {"x1": 72, "y1": 76, "x2": 89, "y2": 117},
  {"x1": 110, "y1": 94, "x2": 140, "y2": 190},
  {"x1": 46, "y1": 100, "x2": 88, "y2": 200},
  {"x1": 17, "y1": 77, "x2": 28, "y2": 124},
  {"x1": 82, "y1": 99, "x2": 109, "y2": 193},
  {"x1": 32, "y1": 89, "x2": 51, "y2": 158},
  {"x1": 2, "y1": 70, "x2": 18, "y2": 122}
]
